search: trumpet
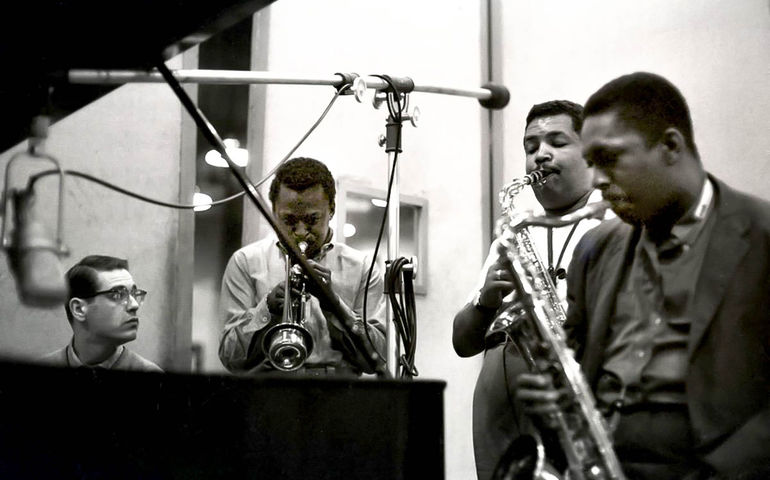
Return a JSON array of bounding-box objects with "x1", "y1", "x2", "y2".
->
[{"x1": 262, "y1": 241, "x2": 314, "y2": 371}]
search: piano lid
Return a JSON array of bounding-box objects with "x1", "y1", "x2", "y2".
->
[{"x1": 0, "y1": 0, "x2": 275, "y2": 152}]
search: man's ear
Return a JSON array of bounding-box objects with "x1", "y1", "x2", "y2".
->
[
  {"x1": 660, "y1": 127, "x2": 685, "y2": 164},
  {"x1": 69, "y1": 298, "x2": 88, "y2": 322}
]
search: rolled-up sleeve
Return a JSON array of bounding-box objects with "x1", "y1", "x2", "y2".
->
[
  {"x1": 353, "y1": 258, "x2": 387, "y2": 358},
  {"x1": 218, "y1": 250, "x2": 273, "y2": 372}
]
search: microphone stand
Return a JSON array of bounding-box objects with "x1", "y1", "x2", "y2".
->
[
  {"x1": 371, "y1": 78, "x2": 419, "y2": 378},
  {"x1": 154, "y1": 60, "x2": 390, "y2": 378}
]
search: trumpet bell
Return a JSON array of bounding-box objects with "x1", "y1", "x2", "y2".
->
[{"x1": 263, "y1": 323, "x2": 314, "y2": 372}]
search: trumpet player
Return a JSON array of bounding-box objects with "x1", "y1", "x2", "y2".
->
[
  {"x1": 219, "y1": 157, "x2": 386, "y2": 376},
  {"x1": 518, "y1": 72, "x2": 770, "y2": 479},
  {"x1": 452, "y1": 100, "x2": 606, "y2": 480}
]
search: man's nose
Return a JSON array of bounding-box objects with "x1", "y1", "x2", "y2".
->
[
  {"x1": 592, "y1": 168, "x2": 610, "y2": 190},
  {"x1": 293, "y1": 222, "x2": 308, "y2": 237},
  {"x1": 126, "y1": 295, "x2": 140, "y2": 312},
  {"x1": 534, "y1": 144, "x2": 553, "y2": 165}
]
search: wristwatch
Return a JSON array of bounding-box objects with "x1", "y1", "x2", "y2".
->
[{"x1": 472, "y1": 289, "x2": 498, "y2": 314}]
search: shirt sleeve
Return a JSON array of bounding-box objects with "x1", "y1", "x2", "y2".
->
[
  {"x1": 349, "y1": 256, "x2": 387, "y2": 359},
  {"x1": 218, "y1": 249, "x2": 274, "y2": 373},
  {"x1": 465, "y1": 240, "x2": 502, "y2": 304}
]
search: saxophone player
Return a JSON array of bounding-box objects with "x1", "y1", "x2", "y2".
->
[
  {"x1": 452, "y1": 100, "x2": 606, "y2": 480},
  {"x1": 219, "y1": 157, "x2": 386, "y2": 376},
  {"x1": 517, "y1": 72, "x2": 770, "y2": 478}
]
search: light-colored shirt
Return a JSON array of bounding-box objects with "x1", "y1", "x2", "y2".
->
[
  {"x1": 471, "y1": 189, "x2": 608, "y2": 309},
  {"x1": 41, "y1": 339, "x2": 163, "y2": 372},
  {"x1": 219, "y1": 236, "x2": 386, "y2": 374}
]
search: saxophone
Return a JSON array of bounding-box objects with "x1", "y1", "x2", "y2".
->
[
  {"x1": 487, "y1": 171, "x2": 565, "y2": 344},
  {"x1": 487, "y1": 173, "x2": 624, "y2": 480}
]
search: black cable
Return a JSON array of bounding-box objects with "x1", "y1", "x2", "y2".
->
[
  {"x1": 26, "y1": 169, "x2": 237, "y2": 209},
  {"x1": 403, "y1": 263, "x2": 417, "y2": 375},
  {"x1": 24, "y1": 85, "x2": 350, "y2": 210},
  {"x1": 386, "y1": 256, "x2": 418, "y2": 378},
  {"x1": 361, "y1": 74, "x2": 406, "y2": 368}
]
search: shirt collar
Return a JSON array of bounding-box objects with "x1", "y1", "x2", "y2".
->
[
  {"x1": 67, "y1": 339, "x2": 125, "y2": 369},
  {"x1": 668, "y1": 176, "x2": 713, "y2": 246},
  {"x1": 641, "y1": 177, "x2": 713, "y2": 257}
]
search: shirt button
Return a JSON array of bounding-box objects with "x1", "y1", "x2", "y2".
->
[
  {"x1": 653, "y1": 316, "x2": 662, "y2": 325},
  {"x1": 636, "y1": 350, "x2": 646, "y2": 358}
]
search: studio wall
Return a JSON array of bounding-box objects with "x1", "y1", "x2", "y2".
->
[
  {"x1": 0, "y1": 57, "x2": 193, "y2": 371},
  {"x1": 497, "y1": 0, "x2": 770, "y2": 205},
  {"x1": 242, "y1": 1, "x2": 488, "y2": 477}
]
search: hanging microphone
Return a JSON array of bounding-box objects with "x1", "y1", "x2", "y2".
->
[
  {"x1": 2, "y1": 116, "x2": 69, "y2": 308},
  {"x1": 5, "y1": 188, "x2": 68, "y2": 307}
]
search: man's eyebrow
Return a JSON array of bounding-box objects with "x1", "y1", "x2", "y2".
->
[{"x1": 524, "y1": 130, "x2": 570, "y2": 141}]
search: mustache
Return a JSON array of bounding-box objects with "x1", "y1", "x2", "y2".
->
[{"x1": 601, "y1": 190, "x2": 629, "y2": 203}]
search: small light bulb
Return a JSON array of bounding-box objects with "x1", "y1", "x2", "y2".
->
[
  {"x1": 204, "y1": 138, "x2": 249, "y2": 168},
  {"x1": 343, "y1": 223, "x2": 357, "y2": 238},
  {"x1": 193, "y1": 192, "x2": 213, "y2": 212}
]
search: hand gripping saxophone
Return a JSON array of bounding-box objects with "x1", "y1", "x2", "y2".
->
[
  {"x1": 262, "y1": 241, "x2": 314, "y2": 371},
  {"x1": 488, "y1": 173, "x2": 624, "y2": 480}
]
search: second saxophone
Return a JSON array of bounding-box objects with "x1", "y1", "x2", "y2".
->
[{"x1": 489, "y1": 173, "x2": 624, "y2": 480}]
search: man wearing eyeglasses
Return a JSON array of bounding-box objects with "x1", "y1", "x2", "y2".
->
[{"x1": 41, "y1": 255, "x2": 162, "y2": 372}]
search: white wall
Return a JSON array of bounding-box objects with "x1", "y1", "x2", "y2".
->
[
  {"x1": 499, "y1": 0, "x2": 770, "y2": 203},
  {"x1": 0, "y1": 57, "x2": 192, "y2": 370},
  {"x1": 190, "y1": 1, "x2": 770, "y2": 477},
  {"x1": 250, "y1": 1, "x2": 486, "y2": 477}
]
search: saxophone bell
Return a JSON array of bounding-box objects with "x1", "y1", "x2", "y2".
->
[{"x1": 263, "y1": 241, "x2": 315, "y2": 372}]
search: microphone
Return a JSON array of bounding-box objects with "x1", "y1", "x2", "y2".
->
[
  {"x1": 2, "y1": 116, "x2": 69, "y2": 308},
  {"x1": 5, "y1": 188, "x2": 68, "y2": 307}
]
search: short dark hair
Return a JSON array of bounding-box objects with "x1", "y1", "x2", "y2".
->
[
  {"x1": 583, "y1": 72, "x2": 697, "y2": 153},
  {"x1": 526, "y1": 100, "x2": 584, "y2": 134},
  {"x1": 64, "y1": 255, "x2": 129, "y2": 322},
  {"x1": 268, "y1": 157, "x2": 336, "y2": 214}
]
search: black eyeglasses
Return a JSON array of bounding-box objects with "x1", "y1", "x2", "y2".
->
[{"x1": 83, "y1": 286, "x2": 148, "y2": 306}]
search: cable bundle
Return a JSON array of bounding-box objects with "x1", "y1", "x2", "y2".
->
[{"x1": 385, "y1": 257, "x2": 417, "y2": 379}]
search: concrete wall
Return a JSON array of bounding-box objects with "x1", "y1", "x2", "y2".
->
[{"x1": 0, "y1": 57, "x2": 193, "y2": 371}]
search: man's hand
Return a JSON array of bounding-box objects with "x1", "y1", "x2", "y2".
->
[
  {"x1": 266, "y1": 282, "x2": 286, "y2": 316},
  {"x1": 516, "y1": 372, "x2": 567, "y2": 429},
  {"x1": 477, "y1": 242, "x2": 517, "y2": 309},
  {"x1": 307, "y1": 259, "x2": 334, "y2": 310}
]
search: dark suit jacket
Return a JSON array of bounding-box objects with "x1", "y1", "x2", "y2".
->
[{"x1": 564, "y1": 176, "x2": 770, "y2": 476}]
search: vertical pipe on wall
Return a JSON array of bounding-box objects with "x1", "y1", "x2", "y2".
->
[
  {"x1": 243, "y1": 8, "x2": 271, "y2": 245},
  {"x1": 480, "y1": 0, "x2": 506, "y2": 255},
  {"x1": 169, "y1": 49, "x2": 198, "y2": 371}
]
